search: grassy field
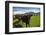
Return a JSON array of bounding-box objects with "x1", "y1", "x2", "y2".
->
[
  {"x1": 13, "y1": 16, "x2": 40, "y2": 28},
  {"x1": 29, "y1": 16, "x2": 40, "y2": 27}
]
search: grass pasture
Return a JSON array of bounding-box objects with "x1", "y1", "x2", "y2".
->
[{"x1": 29, "y1": 16, "x2": 40, "y2": 27}]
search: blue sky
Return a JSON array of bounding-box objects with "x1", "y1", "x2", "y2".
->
[
  {"x1": 13, "y1": 7, "x2": 40, "y2": 13},
  {"x1": 13, "y1": 7, "x2": 40, "y2": 15}
]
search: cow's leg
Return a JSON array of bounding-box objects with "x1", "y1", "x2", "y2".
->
[
  {"x1": 26, "y1": 16, "x2": 30, "y2": 27},
  {"x1": 26, "y1": 19, "x2": 30, "y2": 27}
]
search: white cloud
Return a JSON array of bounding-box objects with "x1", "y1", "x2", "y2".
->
[{"x1": 13, "y1": 11, "x2": 26, "y2": 15}]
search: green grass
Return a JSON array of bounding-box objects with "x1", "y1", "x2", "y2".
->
[{"x1": 29, "y1": 16, "x2": 40, "y2": 27}]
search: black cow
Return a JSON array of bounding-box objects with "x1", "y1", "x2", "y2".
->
[
  {"x1": 21, "y1": 15, "x2": 32, "y2": 27},
  {"x1": 14, "y1": 15, "x2": 32, "y2": 27}
]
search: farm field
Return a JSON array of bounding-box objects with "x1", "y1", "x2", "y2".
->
[
  {"x1": 13, "y1": 16, "x2": 40, "y2": 28},
  {"x1": 29, "y1": 16, "x2": 40, "y2": 27}
]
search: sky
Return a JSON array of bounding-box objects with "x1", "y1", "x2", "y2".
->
[{"x1": 13, "y1": 7, "x2": 40, "y2": 15}]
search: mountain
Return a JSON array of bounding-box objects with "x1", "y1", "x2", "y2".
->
[
  {"x1": 25, "y1": 12, "x2": 34, "y2": 15},
  {"x1": 14, "y1": 12, "x2": 40, "y2": 16}
]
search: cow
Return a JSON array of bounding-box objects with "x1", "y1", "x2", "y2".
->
[
  {"x1": 22, "y1": 15, "x2": 32, "y2": 27},
  {"x1": 14, "y1": 14, "x2": 32, "y2": 27}
]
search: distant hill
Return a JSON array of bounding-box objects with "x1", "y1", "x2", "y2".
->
[
  {"x1": 25, "y1": 12, "x2": 34, "y2": 15},
  {"x1": 14, "y1": 12, "x2": 40, "y2": 16}
]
